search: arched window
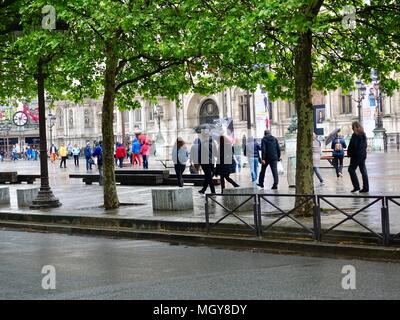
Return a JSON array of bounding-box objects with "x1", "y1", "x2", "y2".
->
[
  {"x1": 56, "y1": 108, "x2": 64, "y2": 127},
  {"x1": 199, "y1": 99, "x2": 219, "y2": 125},
  {"x1": 84, "y1": 108, "x2": 93, "y2": 128},
  {"x1": 68, "y1": 109, "x2": 73, "y2": 128}
]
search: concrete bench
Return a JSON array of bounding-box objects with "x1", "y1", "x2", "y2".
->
[
  {"x1": 152, "y1": 187, "x2": 194, "y2": 211},
  {"x1": 17, "y1": 187, "x2": 39, "y2": 207},
  {"x1": 0, "y1": 187, "x2": 10, "y2": 204},
  {"x1": 222, "y1": 187, "x2": 257, "y2": 212}
]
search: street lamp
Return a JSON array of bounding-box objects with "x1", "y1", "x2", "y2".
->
[
  {"x1": 47, "y1": 110, "x2": 56, "y2": 148},
  {"x1": 354, "y1": 80, "x2": 366, "y2": 124},
  {"x1": 371, "y1": 70, "x2": 384, "y2": 129},
  {"x1": 153, "y1": 105, "x2": 165, "y2": 157}
]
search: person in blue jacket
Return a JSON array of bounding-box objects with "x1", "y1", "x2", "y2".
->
[
  {"x1": 244, "y1": 136, "x2": 261, "y2": 182},
  {"x1": 331, "y1": 133, "x2": 347, "y2": 178}
]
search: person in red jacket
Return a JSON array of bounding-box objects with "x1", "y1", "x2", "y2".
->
[
  {"x1": 140, "y1": 138, "x2": 150, "y2": 169},
  {"x1": 115, "y1": 143, "x2": 126, "y2": 168}
]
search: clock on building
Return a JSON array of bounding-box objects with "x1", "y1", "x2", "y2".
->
[{"x1": 12, "y1": 111, "x2": 28, "y2": 126}]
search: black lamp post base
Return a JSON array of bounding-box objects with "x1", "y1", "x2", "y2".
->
[{"x1": 30, "y1": 189, "x2": 61, "y2": 209}]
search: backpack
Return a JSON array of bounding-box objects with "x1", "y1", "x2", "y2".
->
[{"x1": 334, "y1": 139, "x2": 343, "y2": 152}]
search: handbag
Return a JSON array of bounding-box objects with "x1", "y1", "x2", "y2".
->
[{"x1": 277, "y1": 160, "x2": 284, "y2": 175}]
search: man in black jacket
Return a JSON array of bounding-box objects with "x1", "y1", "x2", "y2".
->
[
  {"x1": 347, "y1": 121, "x2": 369, "y2": 192},
  {"x1": 257, "y1": 130, "x2": 281, "y2": 189}
]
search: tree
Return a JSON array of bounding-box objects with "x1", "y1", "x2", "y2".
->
[
  {"x1": 29, "y1": 0, "x2": 226, "y2": 209},
  {"x1": 199, "y1": 0, "x2": 400, "y2": 215}
]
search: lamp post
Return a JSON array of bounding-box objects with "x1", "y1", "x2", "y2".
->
[
  {"x1": 354, "y1": 80, "x2": 366, "y2": 124},
  {"x1": 30, "y1": 58, "x2": 61, "y2": 208},
  {"x1": 47, "y1": 110, "x2": 56, "y2": 149},
  {"x1": 371, "y1": 69, "x2": 386, "y2": 151},
  {"x1": 246, "y1": 90, "x2": 252, "y2": 138},
  {"x1": 154, "y1": 105, "x2": 164, "y2": 144}
]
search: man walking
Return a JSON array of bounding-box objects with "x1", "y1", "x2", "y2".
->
[
  {"x1": 257, "y1": 130, "x2": 281, "y2": 190},
  {"x1": 92, "y1": 141, "x2": 103, "y2": 186},
  {"x1": 84, "y1": 143, "x2": 92, "y2": 171},
  {"x1": 198, "y1": 131, "x2": 218, "y2": 195}
]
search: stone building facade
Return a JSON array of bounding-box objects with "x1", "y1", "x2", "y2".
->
[{"x1": 49, "y1": 86, "x2": 400, "y2": 150}]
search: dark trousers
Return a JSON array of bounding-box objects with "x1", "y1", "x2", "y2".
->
[
  {"x1": 118, "y1": 157, "x2": 124, "y2": 168},
  {"x1": 348, "y1": 158, "x2": 369, "y2": 190},
  {"x1": 86, "y1": 157, "x2": 92, "y2": 171},
  {"x1": 60, "y1": 156, "x2": 67, "y2": 168},
  {"x1": 333, "y1": 156, "x2": 344, "y2": 176},
  {"x1": 174, "y1": 164, "x2": 186, "y2": 187},
  {"x1": 200, "y1": 164, "x2": 215, "y2": 194},
  {"x1": 220, "y1": 169, "x2": 239, "y2": 192},
  {"x1": 258, "y1": 160, "x2": 278, "y2": 187},
  {"x1": 142, "y1": 155, "x2": 148, "y2": 169},
  {"x1": 74, "y1": 155, "x2": 79, "y2": 166}
]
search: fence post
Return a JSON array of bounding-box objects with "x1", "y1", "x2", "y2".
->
[
  {"x1": 253, "y1": 195, "x2": 260, "y2": 238},
  {"x1": 313, "y1": 195, "x2": 322, "y2": 242},
  {"x1": 397, "y1": 133, "x2": 400, "y2": 151},
  {"x1": 381, "y1": 197, "x2": 390, "y2": 246},
  {"x1": 257, "y1": 195, "x2": 263, "y2": 237},
  {"x1": 205, "y1": 196, "x2": 210, "y2": 234}
]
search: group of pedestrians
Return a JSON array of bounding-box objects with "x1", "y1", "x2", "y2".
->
[
  {"x1": 114, "y1": 135, "x2": 151, "y2": 169},
  {"x1": 6, "y1": 144, "x2": 39, "y2": 162},
  {"x1": 312, "y1": 121, "x2": 369, "y2": 193}
]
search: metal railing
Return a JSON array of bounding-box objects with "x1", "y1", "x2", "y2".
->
[
  {"x1": 204, "y1": 193, "x2": 400, "y2": 246},
  {"x1": 258, "y1": 194, "x2": 317, "y2": 239},
  {"x1": 205, "y1": 194, "x2": 259, "y2": 236}
]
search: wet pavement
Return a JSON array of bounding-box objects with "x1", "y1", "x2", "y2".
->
[
  {"x1": 1, "y1": 230, "x2": 400, "y2": 299},
  {"x1": 0, "y1": 151, "x2": 399, "y2": 235}
]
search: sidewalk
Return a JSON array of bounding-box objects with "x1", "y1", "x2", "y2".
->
[{"x1": 0, "y1": 151, "x2": 399, "y2": 236}]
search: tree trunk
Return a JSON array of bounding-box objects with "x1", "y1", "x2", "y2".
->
[
  {"x1": 294, "y1": 29, "x2": 314, "y2": 217},
  {"x1": 102, "y1": 41, "x2": 119, "y2": 210}
]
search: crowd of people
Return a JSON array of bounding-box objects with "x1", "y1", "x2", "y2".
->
[
  {"x1": 171, "y1": 121, "x2": 370, "y2": 194},
  {"x1": 0, "y1": 122, "x2": 370, "y2": 194},
  {"x1": 0, "y1": 144, "x2": 40, "y2": 162}
]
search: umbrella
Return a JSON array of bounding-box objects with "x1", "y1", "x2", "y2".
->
[{"x1": 325, "y1": 128, "x2": 341, "y2": 145}]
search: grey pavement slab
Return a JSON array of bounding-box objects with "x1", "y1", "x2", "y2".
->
[
  {"x1": 0, "y1": 230, "x2": 399, "y2": 299},
  {"x1": 0, "y1": 151, "x2": 399, "y2": 235}
]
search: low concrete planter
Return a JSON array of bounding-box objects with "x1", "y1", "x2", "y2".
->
[
  {"x1": 222, "y1": 187, "x2": 257, "y2": 212},
  {"x1": 152, "y1": 187, "x2": 194, "y2": 211},
  {"x1": 17, "y1": 188, "x2": 39, "y2": 207}
]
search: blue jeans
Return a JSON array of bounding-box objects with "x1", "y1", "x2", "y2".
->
[{"x1": 249, "y1": 157, "x2": 259, "y2": 182}]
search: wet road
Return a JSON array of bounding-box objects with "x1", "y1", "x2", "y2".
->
[{"x1": 1, "y1": 230, "x2": 399, "y2": 300}]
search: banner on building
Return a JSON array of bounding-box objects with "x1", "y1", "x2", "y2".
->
[{"x1": 254, "y1": 85, "x2": 269, "y2": 138}]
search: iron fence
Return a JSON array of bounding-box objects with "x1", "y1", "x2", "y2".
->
[
  {"x1": 204, "y1": 193, "x2": 399, "y2": 246},
  {"x1": 205, "y1": 193, "x2": 259, "y2": 236}
]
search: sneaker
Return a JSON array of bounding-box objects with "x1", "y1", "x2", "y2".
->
[
  {"x1": 319, "y1": 181, "x2": 325, "y2": 185},
  {"x1": 271, "y1": 184, "x2": 278, "y2": 190},
  {"x1": 359, "y1": 189, "x2": 369, "y2": 193},
  {"x1": 198, "y1": 190, "x2": 205, "y2": 195},
  {"x1": 339, "y1": 172, "x2": 343, "y2": 178},
  {"x1": 351, "y1": 188, "x2": 360, "y2": 193},
  {"x1": 256, "y1": 183, "x2": 264, "y2": 189}
]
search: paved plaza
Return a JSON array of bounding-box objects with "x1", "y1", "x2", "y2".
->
[{"x1": 0, "y1": 150, "x2": 399, "y2": 235}]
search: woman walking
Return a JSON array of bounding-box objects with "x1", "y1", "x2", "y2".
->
[
  {"x1": 140, "y1": 138, "x2": 150, "y2": 169},
  {"x1": 347, "y1": 121, "x2": 369, "y2": 193},
  {"x1": 172, "y1": 137, "x2": 189, "y2": 187},
  {"x1": 72, "y1": 144, "x2": 81, "y2": 167},
  {"x1": 216, "y1": 135, "x2": 239, "y2": 193},
  {"x1": 312, "y1": 133, "x2": 324, "y2": 185},
  {"x1": 331, "y1": 133, "x2": 347, "y2": 178}
]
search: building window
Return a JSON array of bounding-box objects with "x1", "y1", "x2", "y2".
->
[
  {"x1": 341, "y1": 93, "x2": 352, "y2": 114},
  {"x1": 84, "y1": 109, "x2": 93, "y2": 127},
  {"x1": 239, "y1": 96, "x2": 248, "y2": 121},
  {"x1": 269, "y1": 102, "x2": 273, "y2": 120},
  {"x1": 134, "y1": 109, "x2": 141, "y2": 122},
  {"x1": 122, "y1": 110, "x2": 129, "y2": 125},
  {"x1": 56, "y1": 108, "x2": 64, "y2": 127},
  {"x1": 288, "y1": 101, "x2": 296, "y2": 118},
  {"x1": 148, "y1": 108, "x2": 154, "y2": 121},
  {"x1": 68, "y1": 110, "x2": 73, "y2": 128}
]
